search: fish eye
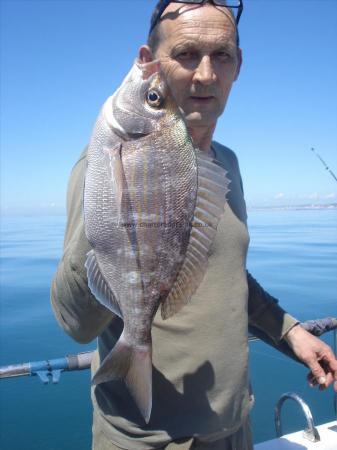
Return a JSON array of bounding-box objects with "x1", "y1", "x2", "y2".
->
[{"x1": 146, "y1": 89, "x2": 163, "y2": 108}]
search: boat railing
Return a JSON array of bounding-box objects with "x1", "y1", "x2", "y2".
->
[
  {"x1": 274, "y1": 392, "x2": 321, "y2": 442},
  {"x1": 0, "y1": 317, "x2": 336, "y2": 387}
]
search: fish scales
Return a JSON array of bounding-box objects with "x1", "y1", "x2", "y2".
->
[{"x1": 83, "y1": 60, "x2": 229, "y2": 423}]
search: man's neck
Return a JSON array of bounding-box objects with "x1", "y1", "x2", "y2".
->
[{"x1": 188, "y1": 124, "x2": 216, "y2": 157}]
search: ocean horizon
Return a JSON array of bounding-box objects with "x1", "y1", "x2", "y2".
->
[
  {"x1": 1, "y1": 202, "x2": 336, "y2": 218},
  {"x1": 0, "y1": 209, "x2": 336, "y2": 449}
]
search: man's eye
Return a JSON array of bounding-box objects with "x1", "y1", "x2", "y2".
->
[
  {"x1": 176, "y1": 51, "x2": 197, "y2": 61},
  {"x1": 215, "y1": 51, "x2": 233, "y2": 62}
]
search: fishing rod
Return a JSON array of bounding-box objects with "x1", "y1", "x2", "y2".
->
[
  {"x1": 0, "y1": 351, "x2": 93, "y2": 384},
  {"x1": 0, "y1": 318, "x2": 336, "y2": 384},
  {"x1": 310, "y1": 147, "x2": 337, "y2": 182}
]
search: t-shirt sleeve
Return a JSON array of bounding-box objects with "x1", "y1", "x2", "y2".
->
[{"x1": 50, "y1": 149, "x2": 112, "y2": 343}]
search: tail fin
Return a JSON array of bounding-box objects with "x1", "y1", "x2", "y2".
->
[{"x1": 92, "y1": 332, "x2": 152, "y2": 423}]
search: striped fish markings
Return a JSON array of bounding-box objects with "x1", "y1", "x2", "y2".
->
[{"x1": 83, "y1": 60, "x2": 229, "y2": 423}]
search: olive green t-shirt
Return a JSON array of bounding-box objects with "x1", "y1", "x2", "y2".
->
[{"x1": 51, "y1": 141, "x2": 298, "y2": 449}]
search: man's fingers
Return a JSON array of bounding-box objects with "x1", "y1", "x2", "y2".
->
[
  {"x1": 307, "y1": 372, "x2": 317, "y2": 387},
  {"x1": 307, "y1": 368, "x2": 334, "y2": 389},
  {"x1": 319, "y1": 373, "x2": 334, "y2": 390},
  {"x1": 322, "y1": 353, "x2": 337, "y2": 381},
  {"x1": 307, "y1": 371, "x2": 318, "y2": 383},
  {"x1": 307, "y1": 360, "x2": 327, "y2": 385}
]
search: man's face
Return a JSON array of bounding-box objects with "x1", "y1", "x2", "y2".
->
[{"x1": 150, "y1": 3, "x2": 241, "y2": 128}]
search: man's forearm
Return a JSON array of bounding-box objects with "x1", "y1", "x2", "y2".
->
[{"x1": 247, "y1": 271, "x2": 299, "y2": 344}]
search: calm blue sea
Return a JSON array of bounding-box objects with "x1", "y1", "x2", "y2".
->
[{"x1": 0, "y1": 210, "x2": 336, "y2": 449}]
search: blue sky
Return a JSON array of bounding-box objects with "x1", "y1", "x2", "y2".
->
[{"x1": 1, "y1": 0, "x2": 336, "y2": 213}]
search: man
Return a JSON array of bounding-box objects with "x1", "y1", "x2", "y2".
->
[{"x1": 51, "y1": 1, "x2": 337, "y2": 449}]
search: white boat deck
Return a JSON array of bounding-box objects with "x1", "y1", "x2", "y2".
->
[{"x1": 255, "y1": 421, "x2": 337, "y2": 450}]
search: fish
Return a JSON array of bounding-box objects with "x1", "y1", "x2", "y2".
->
[{"x1": 83, "y1": 59, "x2": 229, "y2": 423}]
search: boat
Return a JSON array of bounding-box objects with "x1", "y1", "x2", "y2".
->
[
  {"x1": 1, "y1": 318, "x2": 336, "y2": 449},
  {"x1": 255, "y1": 392, "x2": 336, "y2": 449}
]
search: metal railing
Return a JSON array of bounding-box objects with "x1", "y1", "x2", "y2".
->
[
  {"x1": 0, "y1": 317, "x2": 336, "y2": 386},
  {"x1": 274, "y1": 392, "x2": 320, "y2": 442}
]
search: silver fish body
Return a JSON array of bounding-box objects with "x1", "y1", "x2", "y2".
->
[{"x1": 83, "y1": 61, "x2": 229, "y2": 423}]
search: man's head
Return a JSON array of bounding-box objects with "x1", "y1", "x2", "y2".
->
[
  {"x1": 139, "y1": 0, "x2": 242, "y2": 130},
  {"x1": 148, "y1": 0, "x2": 242, "y2": 51}
]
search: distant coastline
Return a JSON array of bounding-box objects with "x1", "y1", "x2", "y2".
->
[
  {"x1": 1, "y1": 203, "x2": 337, "y2": 217},
  {"x1": 248, "y1": 203, "x2": 337, "y2": 211}
]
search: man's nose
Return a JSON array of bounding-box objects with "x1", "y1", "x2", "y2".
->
[{"x1": 193, "y1": 56, "x2": 216, "y2": 85}]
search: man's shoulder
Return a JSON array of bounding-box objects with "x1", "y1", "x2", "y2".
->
[
  {"x1": 72, "y1": 146, "x2": 88, "y2": 170},
  {"x1": 66, "y1": 147, "x2": 88, "y2": 203},
  {"x1": 212, "y1": 141, "x2": 240, "y2": 169},
  {"x1": 69, "y1": 146, "x2": 88, "y2": 181}
]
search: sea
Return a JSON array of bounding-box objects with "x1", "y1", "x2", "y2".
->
[{"x1": 0, "y1": 209, "x2": 336, "y2": 450}]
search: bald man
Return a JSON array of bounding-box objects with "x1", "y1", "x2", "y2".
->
[{"x1": 51, "y1": 2, "x2": 337, "y2": 449}]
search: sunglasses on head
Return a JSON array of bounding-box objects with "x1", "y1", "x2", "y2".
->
[{"x1": 149, "y1": 0, "x2": 243, "y2": 35}]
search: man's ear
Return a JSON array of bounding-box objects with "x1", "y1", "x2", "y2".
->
[
  {"x1": 138, "y1": 45, "x2": 154, "y2": 63},
  {"x1": 234, "y1": 48, "x2": 242, "y2": 81}
]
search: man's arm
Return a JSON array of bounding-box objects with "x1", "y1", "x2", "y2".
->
[
  {"x1": 247, "y1": 271, "x2": 299, "y2": 343},
  {"x1": 50, "y1": 150, "x2": 112, "y2": 343},
  {"x1": 247, "y1": 272, "x2": 337, "y2": 392},
  {"x1": 213, "y1": 142, "x2": 337, "y2": 391}
]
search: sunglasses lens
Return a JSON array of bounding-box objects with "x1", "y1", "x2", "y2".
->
[
  {"x1": 213, "y1": 1, "x2": 242, "y2": 23},
  {"x1": 174, "y1": 0, "x2": 240, "y2": 4},
  {"x1": 214, "y1": 1, "x2": 241, "y2": 5},
  {"x1": 174, "y1": 0, "x2": 203, "y2": 3}
]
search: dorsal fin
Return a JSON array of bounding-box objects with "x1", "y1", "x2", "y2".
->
[{"x1": 161, "y1": 151, "x2": 229, "y2": 319}]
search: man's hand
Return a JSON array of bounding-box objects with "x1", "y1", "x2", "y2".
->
[{"x1": 284, "y1": 324, "x2": 337, "y2": 392}]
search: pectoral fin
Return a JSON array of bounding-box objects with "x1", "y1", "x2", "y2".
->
[{"x1": 104, "y1": 143, "x2": 125, "y2": 225}]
